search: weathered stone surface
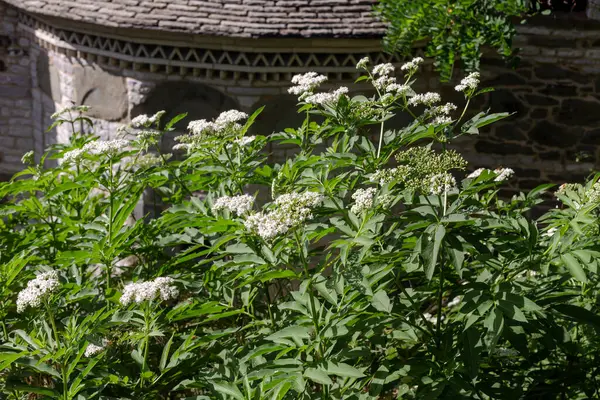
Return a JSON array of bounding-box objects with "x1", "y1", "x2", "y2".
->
[
  {"x1": 540, "y1": 84, "x2": 578, "y2": 96},
  {"x1": 474, "y1": 140, "x2": 534, "y2": 155},
  {"x1": 554, "y1": 98, "x2": 600, "y2": 126},
  {"x1": 487, "y1": 90, "x2": 526, "y2": 119},
  {"x1": 493, "y1": 125, "x2": 527, "y2": 141},
  {"x1": 73, "y1": 65, "x2": 128, "y2": 121},
  {"x1": 484, "y1": 73, "x2": 527, "y2": 87},
  {"x1": 529, "y1": 121, "x2": 580, "y2": 147},
  {"x1": 525, "y1": 94, "x2": 559, "y2": 106}
]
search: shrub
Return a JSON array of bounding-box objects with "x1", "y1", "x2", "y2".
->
[{"x1": 0, "y1": 58, "x2": 599, "y2": 399}]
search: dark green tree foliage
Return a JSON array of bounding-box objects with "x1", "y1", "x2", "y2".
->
[{"x1": 376, "y1": 0, "x2": 538, "y2": 81}]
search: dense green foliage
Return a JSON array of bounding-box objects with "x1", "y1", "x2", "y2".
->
[
  {"x1": 1, "y1": 60, "x2": 600, "y2": 399},
  {"x1": 376, "y1": 0, "x2": 542, "y2": 80}
]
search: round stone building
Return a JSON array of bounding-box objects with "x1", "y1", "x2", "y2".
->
[{"x1": 3, "y1": 0, "x2": 600, "y2": 190}]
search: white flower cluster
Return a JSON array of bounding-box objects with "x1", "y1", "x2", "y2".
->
[
  {"x1": 372, "y1": 63, "x2": 395, "y2": 77},
  {"x1": 136, "y1": 130, "x2": 161, "y2": 141},
  {"x1": 244, "y1": 192, "x2": 323, "y2": 240},
  {"x1": 84, "y1": 343, "x2": 105, "y2": 357},
  {"x1": 179, "y1": 110, "x2": 249, "y2": 146},
  {"x1": 130, "y1": 111, "x2": 165, "y2": 128},
  {"x1": 386, "y1": 83, "x2": 412, "y2": 96},
  {"x1": 212, "y1": 194, "x2": 254, "y2": 216},
  {"x1": 356, "y1": 56, "x2": 370, "y2": 70},
  {"x1": 542, "y1": 226, "x2": 558, "y2": 238},
  {"x1": 16, "y1": 271, "x2": 60, "y2": 313},
  {"x1": 370, "y1": 168, "x2": 398, "y2": 185},
  {"x1": 401, "y1": 57, "x2": 424, "y2": 72},
  {"x1": 288, "y1": 72, "x2": 328, "y2": 98},
  {"x1": 455, "y1": 72, "x2": 480, "y2": 93},
  {"x1": 493, "y1": 167, "x2": 514, "y2": 182},
  {"x1": 424, "y1": 102, "x2": 457, "y2": 125},
  {"x1": 51, "y1": 105, "x2": 90, "y2": 120},
  {"x1": 82, "y1": 139, "x2": 129, "y2": 157},
  {"x1": 351, "y1": 187, "x2": 377, "y2": 214},
  {"x1": 408, "y1": 92, "x2": 441, "y2": 107},
  {"x1": 447, "y1": 296, "x2": 461, "y2": 308},
  {"x1": 466, "y1": 168, "x2": 486, "y2": 179},
  {"x1": 429, "y1": 173, "x2": 457, "y2": 195},
  {"x1": 63, "y1": 148, "x2": 85, "y2": 163},
  {"x1": 423, "y1": 312, "x2": 444, "y2": 324},
  {"x1": 234, "y1": 136, "x2": 256, "y2": 146},
  {"x1": 120, "y1": 277, "x2": 179, "y2": 306},
  {"x1": 135, "y1": 153, "x2": 169, "y2": 169},
  {"x1": 304, "y1": 87, "x2": 349, "y2": 106}
]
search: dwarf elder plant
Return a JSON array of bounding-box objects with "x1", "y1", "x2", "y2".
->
[{"x1": 1, "y1": 58, "x2": 600, "y2": 399}]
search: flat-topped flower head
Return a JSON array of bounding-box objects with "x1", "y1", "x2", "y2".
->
[
  {"x1": 386, "y1": 83, "x2": 412, "y2": 96},
  {"x1": 401, "y1": 57, "x2": 424, "y2": 72},
  {"x1": 83, "y1": 139, "x2": 129, "y2": 157},
  {"x1": 120, "y1": 276, "x2": 179, "y2": 306},
  {"x1": 215, "y1": 110, "x2": 248, "y2": 127},
  {"x1": 130, "y1": 110, "x2": 165, "y2": 128},
  {"x1": 455, "y1": 72, "x2": 480, "y2": 93},
  {"x1": 244, "y1": 191, "x2": 323, "y2": 240},
  {"x1": 493, "y1": 167, "x2": 514, "y2": 182},
  {"x1": 356, "y1": 56, "x2": 370, "y2": 70},
  {"x1": 17, "y1": 270, "x2": 60, "y2": 313},
  {"x1": 304, "y1": 87, "x2": 349, "y2": 106},
  {"x1": 408, "y1": 92, "x2": 441, "y2": 107},
  {"x1": 63, "y1": 148, "x2": 85, "y2": 164},
  {"x1": 351, "y1": 187, "x2": 377, "y2": 214},
  {"x1": 373, "y1": 76, "x2": 397, "y2": 91},
  {"x1": 288, "y1": 72, "x2": 328, "y2": 98},
  {"x1": 184, "y1": 109, "x2": 248, "y2": 142},
  {"x1": 372, "y1": 63, "x2": 395, "y2": 77},
  {"x1": 84, "y1": 343, "x2": 105, "y2": 357},
  {"x1": 467, "y1": 168, "x2": 486, "y2": 179},
  {"x1": 212, "y1": 194, "x2": 254, "y2": 216}
]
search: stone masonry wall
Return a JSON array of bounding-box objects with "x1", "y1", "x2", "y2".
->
[{"x1": 0, "y1": 2, "x2": 36, "y2": 178}]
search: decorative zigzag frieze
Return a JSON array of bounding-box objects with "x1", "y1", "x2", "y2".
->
[{"x1": 17, "y1": 12, "x2": 425, "y2": 84}]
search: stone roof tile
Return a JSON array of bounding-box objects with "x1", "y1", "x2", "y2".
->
[{"x1": 2, "y1": 0, "x2": 384, "y2": 38}]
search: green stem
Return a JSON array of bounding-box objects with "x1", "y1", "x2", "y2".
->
[
  {"x1": 263, "y1": 282, "x2": 275, "y2": 329},
  {"x1": 376, "y1": 119, "x2": 385, "y2": 159},
  {"x1": 45, "y1": 304, "x2": 68, "y2": 400},
  {"x1": 140, "y1": 303, "x2": 151, "y2": 389},
  {"x1": 436, "y1": 257, "x2": 444, "y2": 349}
]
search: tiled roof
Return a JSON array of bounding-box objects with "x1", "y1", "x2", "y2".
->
[{"x1": 4, "y1": 0, "x2": 385, "y2": 38}]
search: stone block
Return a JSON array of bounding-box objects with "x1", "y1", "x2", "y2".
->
[{"x1": 73, "y1": 64, "x2": 128, "y2": 122}]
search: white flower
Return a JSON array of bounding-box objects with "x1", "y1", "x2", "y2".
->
[
  {"x1": 356, "y1": 56, "x2": 370, "y2": 70},
  {"x1": 373, "y1": 76, "x2": 397, "y2": 91},
  {"x1": 401, "y1": 57, "x2": 424, "y2": 71},
  {"x1": 83, "y1": 139, "x2": 129, "y2": 157},
  {"x1": 493, "y1": 167, "x2": 514, "y2": 182},
  {"x1": 455, "y1": 72, "x2": 480, "y2": 92},
  {"x1": 423, "y1": 312, "x2": 444, "y2": 324},
  {"x1": 135, "y1": 153, "x2": 168, "y2": 169},
  {"x1": 21, "y1": 151, "x2": 34, "y2": 165},
  {"x1": 431, "y1": 116, "x2": 452, "y2": 125},
  {"x1": 234, "y1": 136, "x2": 256, "y2": 146},
  {"x1": 213, "y1": 194, "x2": 254, "y2": 216},
  {"x1": 130, "y1": 111, "x2": 165, "y2": 128},
  {"x1": 136, "y1": 130, "x2": 161, "y2": 141},
  {"x1": 244, "y1": 192, "x2": 323, "y2": 240},
  {"x1": 63, "y1": 148, "x2": 85, "y2": 163},
  {"x1": 215, "y1": 110, "x2": 248, "y2": 127},
  {"x1": 304, "y1": 87, "x2": 348, "y2": 105},
  {"x1": 429, "y1": 173, "x2": 457, "y2": 195},
  {"x1": 408, "y1": 92, "x2": 441, "y2": 107},
  {"x1": 542, "y1": 227, "x2": 558, "y2": 238},
  {"x1": 351, "y1": 187, "x2": 377, "y2": 214},
  {"x1": 16, "y1": 271, "x2": 60, "y2": 313},
  {"x1": 84, "y1": 343, "x2": 105, "y2": 357},
  {"x1": 386, "y1": 84, "x2": 412, "y2": 95},
  {"x1": 187, "y1": 119, "x2": 216, "y2": 136},
  {"x1": 372, "y1": 63, "x2": 395, "y2": 77},
  {"x1": 447, "y1": 296, "x2": 461, "y2": 308},
  {"x1": 120, "y1": 277, "x2": 179, "y2": 306},
  {"x1": 467, "y1": 168, "x2": 486, "y2": 179},
  {"x1": 288, "y1": 72, "x2": 328, "y2": 98}
]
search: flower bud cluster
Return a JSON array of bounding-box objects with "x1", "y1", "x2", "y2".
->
[
  {"x1": 408, "y1": 92, "x2": 441, "y2": 107},
  {"x1": 16, "y1": 271, "x2": 60, "y2": 313},
  {"x1": 120, "y1": 277, "x2": 179, "y2": 306},
  {"x1": 304, "y1": 87, "x2": 349, "y2": 106},
  {"x1": 244, "y1": 192, "x2": 323, "y2": 240},
  {"x1": 351, "y1": 187, "x2": 377, "y2": 214},
  {"x1": 400, "y1": 57, "x2": 424, "y2": 72},
  {"x1": 493, "y1": 167, "x2": 514, "y2": 182},
  {"x1": 429, "y1": 173, "x2": 457, "y2": 195},
  {"x1": 83, "y1": 139, "x2": 130, "y2": 157},
  {"x1": 174, "y1": 110, "x2": 248, "y2": 151},
  {"x1": 212, "y1": 194, "x2": 254, "y2": 216}
]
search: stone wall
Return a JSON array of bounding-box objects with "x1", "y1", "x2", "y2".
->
[{"x1": 0, "y1": 2, "x2": 35, "y2": 178}]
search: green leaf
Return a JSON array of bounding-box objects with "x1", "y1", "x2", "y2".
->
[
  {"x1": 552, "y1": 304, "x2": 600, "y2": 333},
  {"x1": 212, "y1": 381, "x2": 244, "y2": 400},
  {"x1": 561, "y1": 253, "x2": 587, "y2": 283},
  {"x1": 423, "y1": 225, "x2": 445, "y2": 280},
  {"x1": 325, "y1": 362, "x2": 365, "y2": 378},
  {"x1": 371, "y1": 290, "x2": 392, "y2": 313},
  {"x1": 303, "y1": 368, "x2": 332, "y2": 385}
]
